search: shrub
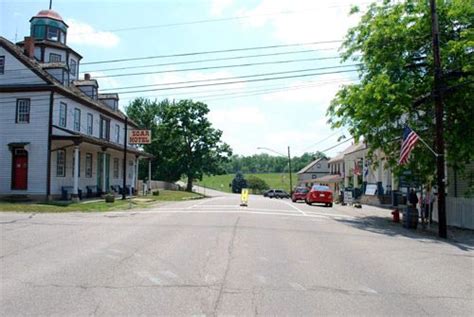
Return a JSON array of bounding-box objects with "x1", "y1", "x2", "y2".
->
[{"x1": 247, "y1": 175, "x2": 270, "y2": 194}]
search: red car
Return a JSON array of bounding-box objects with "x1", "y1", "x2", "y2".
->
[
  {"x1": 291, "y1": 187, "x2": 309, "y2": 202},
  {"x1": 305, "y1": 185, "x2": 333, "y2": 207}
]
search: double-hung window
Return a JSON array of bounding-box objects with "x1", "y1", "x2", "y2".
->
[
  {"x1": 99, "y1": 116, "x2": 110, "y2": 140},
  {"x1": 87, "y1": 113, "x2": 93, "y2": 135},
  {"x1": 73, "y1": 108, "x2": 81, "y2": 131},
  {"x1": 115, "y1": 124, "x2": 120, "y2": 143},
  {"x1": 113, "y1": 158, "x2": 119, "y2": 178},
  {"x1": 85, "y1": 153, "x2": 93, "y2": 178},
  {"x1": 59, "y1": 102, "x2": 67, "y2": 127},
  {"x1": 56, "y1": 150, "x2": 66, "y2": 177},
  {"x1": 0, "y1": 56, "x2": 5, "y2": 74},
  {"x1": 16, "y1": 99, "x2": 30, "y2": 123}
]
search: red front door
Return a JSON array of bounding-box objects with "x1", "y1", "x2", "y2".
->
[{"x1": 13, "y1": 155, "x2": 28, "y2": 190}]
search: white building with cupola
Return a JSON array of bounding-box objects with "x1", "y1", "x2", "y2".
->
[{"x1": 0, "y1": 9, "x2": 152, "y2": 200}]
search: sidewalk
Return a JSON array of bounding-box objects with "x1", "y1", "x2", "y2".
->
[{"x1": 332, "y1": 202, "x2": 474, "y2": 249}]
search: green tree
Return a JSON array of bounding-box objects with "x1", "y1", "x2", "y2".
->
[
  {"x1": 327, "y1": 0, "x2": 474, "y2": 184},
  {"x1": 126, "y1": 98, "x2": 232, "y2": 191},
  {"x1": 247, "y1": 175, "x2": 270, "y2": 194},
  {"x1": 231, "y1": 172, "x2": 247, "y2": 193}
]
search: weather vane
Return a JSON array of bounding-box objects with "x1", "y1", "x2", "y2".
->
[{"x1": 49, "y1": 0, "x2": 52, "y2": 10}]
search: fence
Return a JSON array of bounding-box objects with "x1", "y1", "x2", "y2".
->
[
  {"x1": 433, "y1": 197, "x2": 474, "y2": 230},
  {"x1": 137, "y1": 180, "x2": 179, "y2": 193}
]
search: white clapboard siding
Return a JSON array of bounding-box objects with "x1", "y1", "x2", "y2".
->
[
  {"x1": 0, "y1": 92, "x2": 50, "y2": 195},
  {"x1": 0, "y1": 47, "x2": 46, "y2": 85}
]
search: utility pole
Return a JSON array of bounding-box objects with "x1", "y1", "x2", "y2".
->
[
  {"x1": 122, "y1": 117, "x2": 128, "y2": 200},
  {"x1": 288, "y1": 146, "x2": 293, "y2": 194},
  {"x1": 430, "y1": 0, "x2": 447, "y2": 238}
]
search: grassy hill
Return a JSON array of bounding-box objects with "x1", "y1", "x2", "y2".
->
[{"x1": 197, "y1": 173, "x2": 298, "y2": 193}]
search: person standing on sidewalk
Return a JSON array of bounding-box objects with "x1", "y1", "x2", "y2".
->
[
  {"x1": 409, "y1": 189, "x2": 419, "y2": 209},
  {"x1": 423, "y1": 186, "x2": 435, "y2": 224}
]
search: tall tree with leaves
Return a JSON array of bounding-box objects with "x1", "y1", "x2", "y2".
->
[
  {"x1": 126, "y1": 98, "x2": 232, "y2": 190},
  {"x1": 327, "y1": 0, "x2": 473, "y2": 185},
  {"x1": 157, "y1": 99, "x2": 232, "y2": 191}
]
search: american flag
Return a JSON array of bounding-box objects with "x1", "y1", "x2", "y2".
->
[{"x1": 399, "y1": 126, "x2": 419, "y2": 165}]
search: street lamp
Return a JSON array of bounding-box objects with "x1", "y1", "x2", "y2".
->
[{"x1": 257, "y1": 146, "x2": 293, "y2": 194}]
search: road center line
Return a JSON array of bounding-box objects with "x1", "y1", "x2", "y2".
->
[{"x1": 280, "y1": 200, "x2": 307, "y2": 216}]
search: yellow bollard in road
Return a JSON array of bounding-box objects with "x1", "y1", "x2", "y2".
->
[{"x1": 240, "y1": 188, "x2": 249, "y2": 207}]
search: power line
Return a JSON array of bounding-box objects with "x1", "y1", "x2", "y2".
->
[
  {"x1": 81, "y1": 40, "x2": 342, "y2": 65},
  {"x1": 100, "y1": 64, "x2": 359, "y2": 91},
  {"x1": 0, "y1": 70, "x2": 358, "y2": 104},
  {"x1": 83, "y1": 48, "x2": 341, "y2": 73},
  {"x1": 198, "y1": 79, "x2": 355, "y2": 102},
  {"x1": 299, "y1": 129, "x2": 346, "y2": 152},
  {"x1": 319, "y1": 137, "x2": 354, "y2": 153},
  {"x1": 2, "y1": 47, "x2": 342, "y2": 76},
  {"x1": 91, "y1": 56, "x2": 344, "y2": 78},
  {"x1": 96, "y1": 61, "x2": 357, "y2": 80},
  {"x1": 115, "y1": 68, "x2": 358, "y2": 95},
  {"x1": 112, "y1": 76, "x2": 358, "y2": 103}
]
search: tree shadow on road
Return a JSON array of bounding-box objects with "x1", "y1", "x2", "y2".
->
[{"x1": 335, "y1": 216, "x2": 474, "y2": 252}]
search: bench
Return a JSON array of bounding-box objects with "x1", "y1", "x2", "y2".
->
[
  {"x1": 110, "y1": 185, "x2": 122, "y2": 194},
  {"x1": 86, "y1": 185, "x2": 100, "y2": 198},
  {"x1": 61, "y1": 186, "x2": 82, "y2": 200}
]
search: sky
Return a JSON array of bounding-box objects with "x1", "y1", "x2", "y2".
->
[{"x1": 1, "y1": 0, "x2": 373, "y2": 158}]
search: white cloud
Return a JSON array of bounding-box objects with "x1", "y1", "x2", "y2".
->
[
  {"x1": 210, "y1": 0, "x2": 235, "y2": 16},
  {"x1": 146, "y1": 69, "x2": 246, "y2": 99},
  {"x1": 262, "y1": 73, "x2": 355, "y2": 105},
  {"x1": 66, "y1": 18, "x2": 120, "y2": 48},
  {"x1": 88, "y1": 71, "x2": 120, "y2": 90},
  {"x1": 239, "y1": 0, "x2": 365, "y2": 44},
  {"x1": 209, "y1": 106, "x2": 267, "y2": 126}
]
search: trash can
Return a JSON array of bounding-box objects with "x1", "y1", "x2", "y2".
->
[{"x1": 403, "y1": 207, "x2": 418, "y2": 229}]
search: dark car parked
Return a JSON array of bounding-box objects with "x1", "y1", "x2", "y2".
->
[
  {"x1": 291, "y1": 187, "x2": 309, "y2": 202},
  {"x1": 264, "y1": 189, "x2": 290, "y2": 199}
]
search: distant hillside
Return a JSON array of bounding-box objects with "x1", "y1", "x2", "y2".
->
[{"x1": 198, "y1": 173, "x2": 298, "y2": 194}]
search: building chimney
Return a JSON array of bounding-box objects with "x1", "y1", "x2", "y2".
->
[
  {"x1": 23, "y1": 37, "x2": 35, "y2": 59},
  {"x1": 84, "y1": 73, "x2": 91, "y2": 80}
]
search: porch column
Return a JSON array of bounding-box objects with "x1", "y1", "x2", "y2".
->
[
  {"x1": 353, "y1": 162, "x2": 359, "y2": 189},
  {"x1": 102, "y1": 148, "x2": 107, "y2": 193},
  {"x1": 134, "y1": 155, "x2": 139, "y2": 192},
  {"x1": 148, "y1": 158, "x2": 152, "y2": 192},
  {"x1": 377, "y1": 158, "x2": 383, "y2": 183},
  {"x1": 391, "y1": 172, "x2": 398, "y2": 191},
  {"x1": 344, "y1": 161, "x2": 349, "y2": 188},
  {"x1": 72, "y1": 145, "x2": 80, "y2": 200}
]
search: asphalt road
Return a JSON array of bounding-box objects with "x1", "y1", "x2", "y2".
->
[{"x1": 1, "y1": 191, "x2": 473, "y2": 316}]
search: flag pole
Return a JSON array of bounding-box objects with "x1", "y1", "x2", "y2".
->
[{"x1": 417, "y1": 134, "x2": 440, "y2": 158}]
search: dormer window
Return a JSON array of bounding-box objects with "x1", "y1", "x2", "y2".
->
[
  {"x1": 47, "y1": 27, "x2": 59, "y2": 41},
  {"x1": 49, "y1": 53, "x2": 61, "y2": 62},
  {"x1": 70, "y1": 59, "x2": 77, "y2": 76}
]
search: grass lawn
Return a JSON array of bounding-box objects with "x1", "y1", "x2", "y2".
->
[
  {"x1": 0, "y1": 190, "x2": 203, "y2": 213},
  {"x1": 198, "y1": 173, "x2": 298, "y2": 193}
]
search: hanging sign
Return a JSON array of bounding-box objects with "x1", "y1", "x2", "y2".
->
[{"x1": 128, "y1": 130, "x2": 151, "y2": 144}]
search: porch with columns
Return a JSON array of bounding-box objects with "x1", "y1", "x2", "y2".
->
[{"x1": 50, "y1": 135, "x2": 152, "y2": 200}]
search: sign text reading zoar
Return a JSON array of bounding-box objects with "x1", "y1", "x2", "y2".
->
[{"x1": 128, "y1": 130, "x2": 151, "y2": 144}]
